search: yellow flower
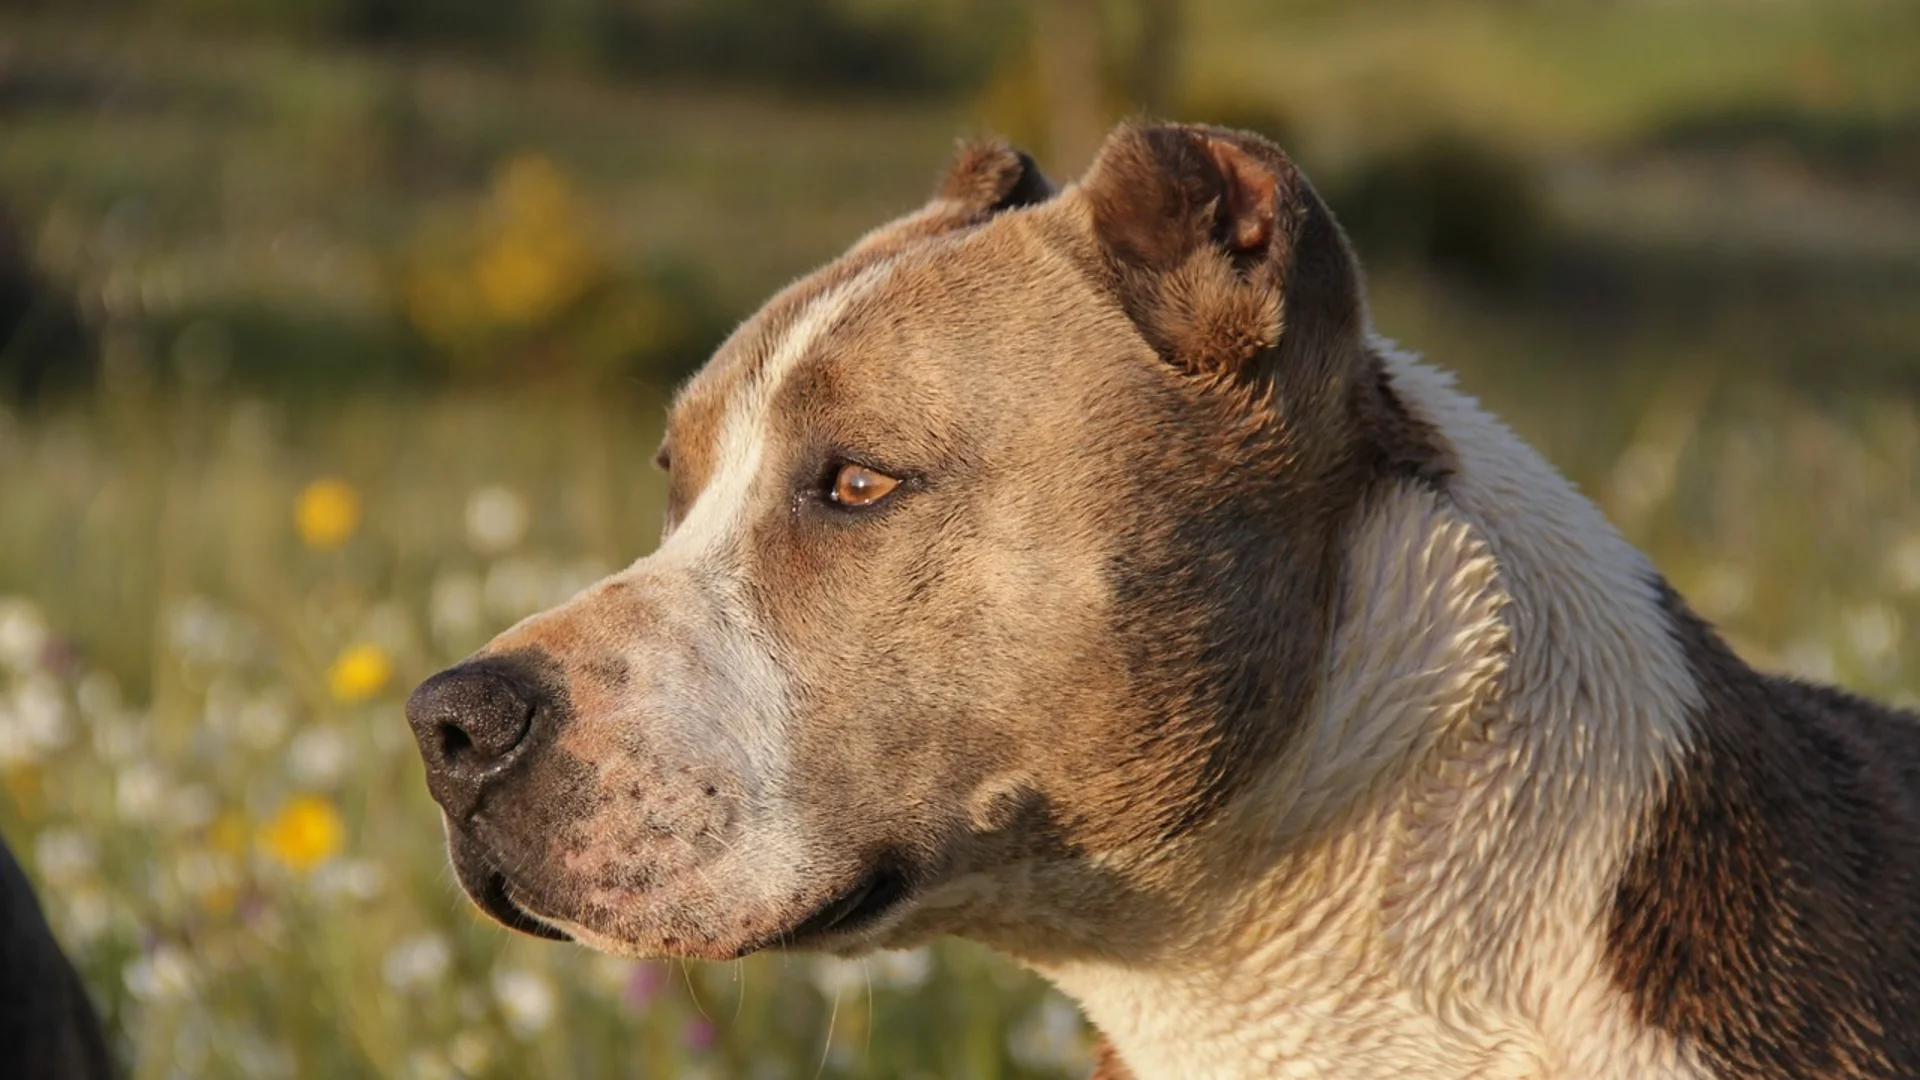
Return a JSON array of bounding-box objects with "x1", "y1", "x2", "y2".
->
[
  {"x1": 327, "y1": 644, "x2": 392, "y2": 704},
  {"x1": 296, "y1": 478, "x2": 360, "y2": 550},
  {"x1": 259, "y1": 795, "x2": 344, "y2": 873},
  {"x1": 473, "y1": 155, "x2": 595, "y2": 326}
]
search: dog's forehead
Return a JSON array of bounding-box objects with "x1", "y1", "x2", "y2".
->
[
  {"x1": 672, "y1": 256, "x2": 884, "y2": 438},
  {"x1": 668, "y1": 211, "x2": 1082, "y2": 461}
]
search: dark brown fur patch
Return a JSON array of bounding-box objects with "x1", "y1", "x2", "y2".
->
[
  {"x1": 1063, "y1": 125, "x2": 1452, "y2": 837},
  {"x1": 1609, "y1": 581, "x2": 1920, "y2": 1077}
]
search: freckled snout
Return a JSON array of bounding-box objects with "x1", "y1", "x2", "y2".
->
[{"x1": 406, "y1": 659, "x2": 545, "y2": 820}]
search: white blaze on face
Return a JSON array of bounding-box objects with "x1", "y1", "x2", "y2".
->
[
  {"x1": 604, "y1": 263, "x2": 896, "y2": 905},
  {"x1": 654, "y1": 263, "x2": 893, "y2": 573}
]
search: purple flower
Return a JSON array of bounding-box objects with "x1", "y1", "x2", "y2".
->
[
  {"x1": 682, "y1": 1017, "x2": 716, "y2": 1053},
  {"x1": 624, "y1": 962, "x2": 669, "y2": 1010}
]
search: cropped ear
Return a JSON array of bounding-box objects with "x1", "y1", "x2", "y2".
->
[
  {"x1": 847, "y1": 139, "x2": 1055, "y2": 258},
  {"x1": 1078, "y1": 123, "x2": 1365, "y2": 389},
  {"x1": 934, "y1": 138, "x2": 1056, "y2": 218}
]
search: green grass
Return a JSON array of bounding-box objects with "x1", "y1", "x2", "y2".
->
[{"x1": 0, "y1": 382, "x2": 1088, "y2": 1079}]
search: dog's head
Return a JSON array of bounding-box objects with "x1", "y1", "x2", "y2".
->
[{"x1": 406, "y1": 123, "x2": 1442, "y2": 963}]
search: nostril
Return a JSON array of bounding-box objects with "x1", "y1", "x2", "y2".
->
[{"x1": 437, "y1": 721, "x2": 474, "y2": 762}]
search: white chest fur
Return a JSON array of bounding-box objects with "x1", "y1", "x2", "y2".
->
[{"x1": 1042, "y1": 352, "x2": 1713, "y2": 1080}]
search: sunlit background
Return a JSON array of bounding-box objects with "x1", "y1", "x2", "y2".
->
[{"x1": 1, "y1": 1, "x2": 1917, "y2": 1077}]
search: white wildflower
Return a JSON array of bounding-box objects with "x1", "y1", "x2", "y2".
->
[
  {"x1": 490, "y1": 967, "x2": 556, "y2": 1037},
  {"x1": 405, "y1": 1050, "x2": 456, "y2": 1080},
  {"x1": 287, "y1": 726, "x2": 354, "y2": 787},
  {"x1": 168, "y1": 596, "x2": 256, "y2": 666},
  {"x1": 871, "y1": 947, "x2": 934, "y2": 990},
  {"x1": 33, "y1": 828, "x2": 97, "y2": 887},
  {"x1": 1007, "y1": 994, "x2": 1089, "y2": 1071},
  {"x1": 1843, "y1": 604, "x2": 1901, "y2": 667},
  {"x1": 0, "y1": 704, "x2": 34, "y2": 767},
  {"x1": 124, "y1": 943, "x2": 199, "y2": 1001},
  {"x1": 808, "y1": 956, "x2": 867, "y2": 999},
  {"x1": 0, "y1": 598, "x2": 48, "y2": 671},
  {"x1": 308, "y1": 857, "x2": 386, "y2": 902},
  {"x1": 116, "y1": 762, "x2": 170, "y2": 819},
  {"x1": 383, "y1": 934, "x2": 452, "y2": 992},
  {"x1": 74, "y1": 672, "x2": 123, "y2": 722},
  {"x1": 14, "y1": 675, "x2": 71, "y2": 753},
  {"x1": 466, "y1": 485, "x2": 529, "y2": 554},
  {"x1": 448, "y1": 1030, "x2": 495, "y2": 1075}
]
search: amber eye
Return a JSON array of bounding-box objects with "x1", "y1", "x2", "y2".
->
[{"x1": 828, "y1": 463, "x2": 900, "y2": 508}]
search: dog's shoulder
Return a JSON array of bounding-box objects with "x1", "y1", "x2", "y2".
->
[{"x1": 1607, "y1": 580, "x2": 1920, "y2": 1080}]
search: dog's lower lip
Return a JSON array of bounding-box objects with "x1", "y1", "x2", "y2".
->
[
  {"x1": 480, "y1": 870, "x2": 571, "y2": 941},
  {"x1": 785, "y1": 864, "x2": 910, "y2": 944}
]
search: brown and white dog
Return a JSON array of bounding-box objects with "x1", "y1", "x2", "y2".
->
[{"x1": 406, "y1": 122, "x2": 1920, "y2": 1079}]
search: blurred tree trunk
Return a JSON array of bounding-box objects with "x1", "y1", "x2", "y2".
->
[
  {"x1": 1034, "y1": 0, "x2": 1184, "y2": 172},
  {"x1": 1036, "y1": 0, "x2": 1106, "y2": 174},
  {"x1": 1130, "y1": 0, "x2": 1182, "y2": 117}
]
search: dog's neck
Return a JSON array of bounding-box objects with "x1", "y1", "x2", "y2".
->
[{"x1": 1037, "y1": 352, "x2": 1711, "y2": 1079}]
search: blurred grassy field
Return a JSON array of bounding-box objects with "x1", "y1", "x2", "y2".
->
[{"x1": 1, "y1": 2, "x2": 1918, "y2": 1077}]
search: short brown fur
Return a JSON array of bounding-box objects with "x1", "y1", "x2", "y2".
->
[
  {"x1": 1612, "y1": 584, "x2": 1920, "y2": 1078},
  {"x1": 406, "y1": 119, "x2": 1920, "y2": 1080}
]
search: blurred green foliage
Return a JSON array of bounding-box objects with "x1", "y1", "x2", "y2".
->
[
  {"x1": 38, "y1": 0, "x2": 1014, "y2": 95},
  {"x1": 3, "y1": 0, "x2": 1916, "y2": 402}
]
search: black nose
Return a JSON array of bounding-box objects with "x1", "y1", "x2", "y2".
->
[{"x1": 406, "y1": 659, "x2": 543, "y2": 820}]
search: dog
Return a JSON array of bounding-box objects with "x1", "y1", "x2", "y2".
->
[{"x1": 406, "y1": 122, "x2": 1920, "y2": 1079}]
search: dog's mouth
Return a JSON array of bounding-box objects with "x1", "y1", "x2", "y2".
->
[
  {"x1": 478, "y1": 870, "x2": 572, "y2": 941},
  {"x1": 450, "y1": 821, "x2": 916, "y2": 956},
  {"x1": 768, "y1": 859, "x2": 913, "y2": 950},
  {"x1": 447, "y1": 829, "x2": 571, "y2": 941}
]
